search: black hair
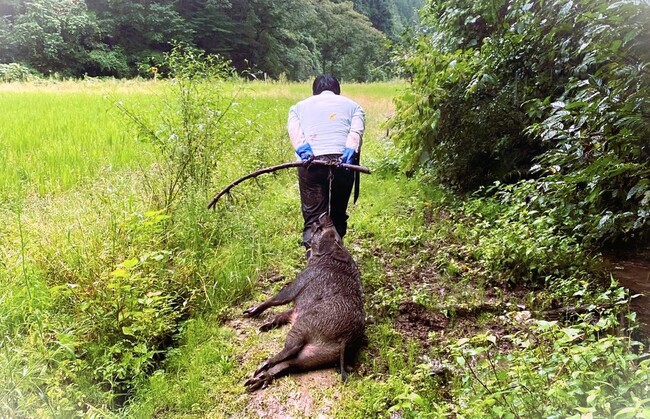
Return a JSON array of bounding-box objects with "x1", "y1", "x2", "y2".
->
[{"x1": 312, "y1": 74, "x2": 341, "y2": 95}]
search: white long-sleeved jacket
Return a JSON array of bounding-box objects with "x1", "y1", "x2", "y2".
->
[{"x1": 288, "y1": 90, "x2": 365, "y2": 157}]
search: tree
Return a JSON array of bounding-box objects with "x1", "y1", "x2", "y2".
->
[
  {"x1": 313, "y1": 1, "x2": 389, "y2": 81},
  {"x1": 86, "y1": 0, "x2": 190, "y2": 75},
  {"x1": 9, "y1": 0, "x2": 100, "y2": 76},
  {"x1": 0, "y1": 0, "x2": 421, "y2": 80}
]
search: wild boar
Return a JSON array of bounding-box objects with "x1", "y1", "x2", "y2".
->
[{"x1": 243, "y1": 213, "x2": 365, "y2": 391}]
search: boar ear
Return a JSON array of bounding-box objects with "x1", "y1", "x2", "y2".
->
[{"x1": 331, "y1": 248, "x2": 352, "y2": 263}]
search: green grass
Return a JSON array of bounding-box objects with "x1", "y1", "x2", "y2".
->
[
  {"x1": 0, "y1": 78, "x2": 410, "y2": 416},
  {"x1": 0, "y1": 82, "x2": 159, "y2": 197}
]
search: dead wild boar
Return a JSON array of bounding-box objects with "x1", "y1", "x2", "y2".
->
[{"x1": 243, "y1": 213, "x2": 365, "y2": 391}]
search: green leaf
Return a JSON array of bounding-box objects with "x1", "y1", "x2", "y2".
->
[
  {"x1": 111, "y1": 268, "x2": 129, "y2": 278},
  {"x1": 536, "y1": 320, "x2": 557, "y2": 330},
  {"x1": 564, "y1": 101, "x2": 588, "y2": 110},
  {"x1": 613, "y1": 407, "x2": 637, "y2": 418},
  {"x1": 120, "y1": 258, "x2": 139, "y2": 269},
  {"x1": 561, "y1": 328, "x2": 582, "y2": 341}
]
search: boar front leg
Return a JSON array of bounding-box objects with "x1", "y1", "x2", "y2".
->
[
  {"x1": 243, "y1": 272, "x2": 310, "y2": 317},
  {"x1": 259, "y1": 309, "x2": 294, "y2": 332}
]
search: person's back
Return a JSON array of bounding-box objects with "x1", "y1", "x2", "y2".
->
[
  {"x1": 290, "y1": 91, "x2": 363, "y2": 157},
  {"x1": 287, "y1": 74, "x2": 365, "y2": 256}
]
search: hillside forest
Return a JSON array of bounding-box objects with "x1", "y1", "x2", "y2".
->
[{"x1": 0, "y1": 0, "x2": 422, "y2": 80}]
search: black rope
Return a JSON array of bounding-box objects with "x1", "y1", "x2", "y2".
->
[{"x1": 327, "y1": 165, "x2": 334, "y2": 216}]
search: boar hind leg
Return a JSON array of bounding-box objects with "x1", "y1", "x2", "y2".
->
[
  {"x1": 245, "y1": 339, "x2": 305, "y2": 392},
  {"x1": 267, "y1": 342, "x2": 350, "y2": 382},
  {"x1": 259, "y1": 309, "x2": 294, "y2": 332},
  {"x1": 253, "y1": 338, "x2": 305, "y2": 376},
  {"x1": 244, "y1": 359, "x2": 296, "y2": 392}
]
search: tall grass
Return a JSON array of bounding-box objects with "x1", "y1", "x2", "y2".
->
[{"x1": 2, "y1": 78, "x2": 646, "y2": 418}]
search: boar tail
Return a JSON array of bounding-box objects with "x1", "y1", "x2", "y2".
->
[{"x1": 339, "y1": 341, "x2": 348, "y2": 383}]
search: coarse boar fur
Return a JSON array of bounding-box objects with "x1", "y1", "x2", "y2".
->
[{"x1": 243, "y1": 213, "x2": 365, "y2": 391}]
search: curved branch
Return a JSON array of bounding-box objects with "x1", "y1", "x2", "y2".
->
[{"x1": 207, "y1": 160, "x2": 371, "y2": 210}]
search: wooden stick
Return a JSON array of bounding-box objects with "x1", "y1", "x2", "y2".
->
[{"x1": 207, "y1": 160, "x2": 371, "y2": 209}]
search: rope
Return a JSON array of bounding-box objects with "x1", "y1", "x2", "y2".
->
[{"x1": 327, "y1": 165, "x2": 334, "y2": 216}]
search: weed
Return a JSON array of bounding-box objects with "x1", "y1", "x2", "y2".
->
[
  {"x1": 114, "y1": 43, "x2": 239, "y2": 209},
  {"x1": 446, "y1": 310, "x2": 649, "y2": 418}
]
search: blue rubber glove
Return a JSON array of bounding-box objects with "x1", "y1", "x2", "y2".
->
[
  {"x1": 296, "y1": 143, "x2": 314, "y2": 161},
  {"x1": 340, "y1": 147, "x2": 355, "y2": 164}
]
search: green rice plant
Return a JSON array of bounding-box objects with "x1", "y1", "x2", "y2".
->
[{"x1": 0, "y1": 87, "x2": 154, "y2": 198}]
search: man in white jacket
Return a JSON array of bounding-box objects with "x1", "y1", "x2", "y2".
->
[{"x1": 287, "y1": 74, "x2": 365, "y2": 256}]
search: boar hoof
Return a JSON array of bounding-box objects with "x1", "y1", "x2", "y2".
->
[
  {"x1": 259, "y1": 321, "x2": 277, "y2": 332},
  {"x1": 244, "y1": 372, "x2": 271, "y2": 392},
  {"x1": 254, "y1": 360, "x2": 271, "y2": 376},
  {"x1": 243, "y1": 306, "x2": 261, "y2": 317}
]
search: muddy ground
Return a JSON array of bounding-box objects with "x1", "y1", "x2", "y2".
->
[{"x1": 606, "y1": 249, "x2": 650, "y2": 338}]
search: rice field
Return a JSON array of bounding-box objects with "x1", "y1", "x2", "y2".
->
[
  {"x1": 0, "y1": 80, "x2": 402, "y2": 197},
  {"x1": 0, "y1": 82, "x2": 151, "y2": 196}
]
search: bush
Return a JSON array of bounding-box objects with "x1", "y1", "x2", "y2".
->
[
  {"x1": 115, "y1": 42, "x2": 238, "y2": 209},
  {"x1": 0, "y1": 63, "x2": 41, "y2": 82},
  {"x1": 85, "y1": 47, "x2": 131, "y2": 78},
  {"x1": 447, "y1": 310, "x2": 649, "y2": 418},
  {"x1": 391, "y1": 0, "x2": 650, "y2": 244}
]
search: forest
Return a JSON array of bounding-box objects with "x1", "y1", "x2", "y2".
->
[
  {"x1": 0, "y1": 0, "x2": 422, "y2": 80},
  {"x1": 1, "y1": 0, "x2": 649, "y2": 417}
]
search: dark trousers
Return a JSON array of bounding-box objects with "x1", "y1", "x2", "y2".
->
[{"x1": 298, "y1": 155, "x2": 354, "y2": 248}]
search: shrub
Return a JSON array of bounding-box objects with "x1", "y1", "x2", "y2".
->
[
  {"x1": 391, "y1": 0, "x2": 650, "y2": 244},
  {"x1": 115, "y1": 42, "x2": 238, "y2": 209},
  {"x1": 0, "y1": 63, "x2": 41, "y2": 82},
  {"x1": 447, "y1": 310, "x2": 649, "y2": 418}
]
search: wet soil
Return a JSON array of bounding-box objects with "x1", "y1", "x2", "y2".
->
[
  {"x1": 394, "y1": 301, "x2": 448, "y2": 347},
  {"x1": 605, "y1": 249, "x2": 650, "y2": 339},
  {"x1": 389, "y1": 248, "x2": 534, "y2": 350}
]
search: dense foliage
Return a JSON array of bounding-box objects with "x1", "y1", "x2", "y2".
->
[
  {"x1": 391, "y1": 0, "x2": 650, "y2": 245},
  {"x1": 0, "y1": 0, "x2": 422, "y2": 80}
]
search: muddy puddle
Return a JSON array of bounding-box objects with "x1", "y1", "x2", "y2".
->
[{"x1": 606, "y1": 249, "x2": 650, "y2": 340}]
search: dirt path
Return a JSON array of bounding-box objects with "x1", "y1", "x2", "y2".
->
[{"x1": 223, "y1": 314, "x2": 345, "y2": 418}]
